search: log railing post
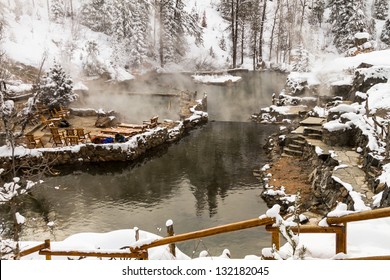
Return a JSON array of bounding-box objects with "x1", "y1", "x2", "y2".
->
[
  {"x1": 271, "y1": 230, "x2": 280, "y2": 250},
  {"x1": 134, "y1": 227, "x2": 139, "y2": 241},
  {"x1": 166, "y1": 219, "x2": 176, "y2": 257},
  {"x1": 335, "y1": 223, "x2": 347, "y2": 254},
  {"x1": 44, "y1": 239, "x2": 51, "y2": 260}
]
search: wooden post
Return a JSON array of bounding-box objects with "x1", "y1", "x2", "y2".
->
[
  {"x1": 44, "y1": 239, "x2": 51, "y2": 260},
  {"x1": 335, "y1": 223, "x2": 347, "y2": 254},
  {"x1": 166, "y1": 219, "x2": 176, "y2": 257},
  {"x1": 134, "y1": 227, "x2": 139, "y2": 241},
  {"x1": 271, "y1": 231, "x2": 280, "y2": 250}
]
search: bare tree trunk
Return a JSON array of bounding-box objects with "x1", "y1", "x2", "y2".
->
[
  {"x1": 253, "y1": 31, "x2": 257, "y2": 70},
  {"x1": 269, "y1": 0, "x2": 280, "y2": 61},
  {"x1": 69, "y1": 0, "x2": 74, "y2": 20},
  {"x1": 159, "y1": 3, "x2": 164, "y2": 67},
  {"x1": 231, "y1": 0, "x2": 236, "y2": 68},
  {"x1": 47, "y1": 0, "x2": 50, "y2": 21},
  {"x1": 241, "y1": 21, "x2": 245, "y2": 65},
  {"x1": 259, "y1": 0, "x2": 267, "y2": 60}
]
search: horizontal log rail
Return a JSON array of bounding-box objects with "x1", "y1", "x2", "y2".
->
[
  {"x1": 266, "y1": 224, "x2": 347, "y2": 253},
  {"x1": 39, "y1": 249, "x2": 148, "y2": 259},
  {"x1": 326, "y1": 207, "x2": 390, "y2": 225},
  {"x1": 265, "y1": 225, "x2": 344, "y2": 234},
  {"x1": 341, "y1": 255, "x2": 390, "y2": 260},
  {"x1": 132, "y1": 216, "x2": 275, "y2": 251},
  {"x1": 19, "y1": 242, "x2": 47, "y2": 258}
]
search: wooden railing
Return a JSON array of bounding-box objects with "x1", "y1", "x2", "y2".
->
[
  {"x1": 131, "y1": 216, "x2": 275, "y2": 252},
  {"x1": 18, "y1": 207, "x2": 390, "y2": 260}
]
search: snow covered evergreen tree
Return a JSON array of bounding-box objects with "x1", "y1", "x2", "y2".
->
[
  {"x1": 201, "y1": 10, "x2": 207, "y2": 28},
  {"x1": 35, "y1": 61, "x2": 76, "y2": 109},
  {"x1": 82, "y1": 41, "x2": 106, "y2": 76},
  {"x1": 329, "y1": 0, "x2": 373, "y2": 52},
  {"x1": 380, "y1": 18, "x2": 390, "y2": 45},
  {"x1": 128, "y1": 0, "x2": 152, "y2": 68},
  {"x1": 80, "y1": 0, "x2": 114, "y2": 34},
  {"x1": 308, "y1": 0, "x2": 325, "y2": 26},
  {"x1": 373, "y1": 0, "x2": 389, "y2": 20},
  {"x1": 157, "y1": 0, "x2": 202, "y2": 67},
  {"x1": 50, "y1": 0, "x2": 65, "y2": 23},
  {"x1": 291, "y1": 44, "x2": 310, "y2": 72}
]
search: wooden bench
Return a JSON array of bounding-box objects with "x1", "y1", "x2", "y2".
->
[
  {"x1": 143, "y1": 116, "x2": 159, "y2": 128},
  {"x1": 118, "y1": 123, "x2": 147, "y2": 131},
  {"x1": 100, "y1": 128, "x2": 141, "y2": 137}
]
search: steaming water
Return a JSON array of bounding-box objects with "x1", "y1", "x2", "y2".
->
[{"x1": 2, "y1": 72, "x2": 286, "y2": 258}]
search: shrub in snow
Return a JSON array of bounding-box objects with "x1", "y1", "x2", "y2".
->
[
  {"x1": 219, "y1": 35, "x2": 227, "y2": 51},
  {"x1": 35, "y1": 61, "x2": 77, "y2": 110}
]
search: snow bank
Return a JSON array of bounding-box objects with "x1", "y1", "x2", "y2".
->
[
  {"x1": 367, "y1": 83, "x2": 390, "y2": 114},
  {"x1": 331, "y1": 176, "x2": 371, "y2": 212},
  {"x1": 18, "y1": 229, "x2": 190, "y2": 260},
  {"x1": 191, "y1": 74, "x2": 242, "y2": 84}
]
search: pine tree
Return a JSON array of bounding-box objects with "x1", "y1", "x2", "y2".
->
[
  {"x1": 308, "y1": 0, "x2": 325, "y2": 27},
  {"x1": 36, "y1": 61, "x2": 76, "y2": 109},
  {"x1": 219, "y1": 35, "x2": 227, "y2": 51},
  {"x1": 157, "y1": 0, "x2": 202, "y2": 67},
  {"x1": 112, "y1": 0, "x2": 133, "y2": 41},
  {"x1": 50, "y1": 0, "x2": 65, "y2": 23},
  {"x1": 128, "y1": 0, "x2": 152, "y2": 68},
  {"x1": 329, "y1": 0, "x2": 373, "y2": 52},
  {"x1": 291, "y1": 44, "x2": 310, "y2": 72},
  {"x1": 380, "y1": 18, "x2": 390, "y2": 45},
  {"x1": 373, "y1": 0, "x2": 389, "y2": 20},
  {"x1": 82, "y1": 41, "x2": 106, "y2": 76},
  {"x1": 80, "y1": 0, "x2": 114, "y2": 34},
  {"x1": 201, "y1": 10, "x2": 207, "y2": 28}
]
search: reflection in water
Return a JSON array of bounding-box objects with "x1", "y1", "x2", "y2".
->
[{"x1": 0, "y1": 72, "x2": 286, "y2": 257}]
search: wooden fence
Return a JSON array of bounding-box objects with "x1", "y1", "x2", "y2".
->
[{"x1": 18, "y1": 207, "x2": 390, "y2": 260}]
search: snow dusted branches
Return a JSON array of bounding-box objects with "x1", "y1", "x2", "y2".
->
[{"x1": 262, "y1": 192, "x2": 308, "y2": 260}]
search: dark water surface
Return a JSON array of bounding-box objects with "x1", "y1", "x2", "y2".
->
[{"x1": 4, "y1": 72, "x2": 286, "y2": 258}]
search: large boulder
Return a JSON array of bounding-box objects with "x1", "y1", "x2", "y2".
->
[{"x1": 95, "y1": 115, "x2": 120, "y2": 128}]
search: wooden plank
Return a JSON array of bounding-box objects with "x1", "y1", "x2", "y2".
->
[
  {"x1": 119, "y1": 123, "x2": 147, "y2": 130},
  {"x1": 326, "y1": 207, "x2": 390, "y2": 225},
  {"x1": 134, "y1": 217, "x2": 275, "y2": 251},
  {"x1": 265, "y1": 225, "x2": 344, "y2": 234},
  {"x1": 39, "y1": 250, "x2": 141, "y2": 259},
  {"x1": 342, "y1": 255, "x2": 390, "y2": 260},
  {"x1": 19, "y1": 243, "x2": 46, "y2": 257}
]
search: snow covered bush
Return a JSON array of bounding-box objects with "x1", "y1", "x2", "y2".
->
[
  {"x1": 35, "y1": 61, "x2": 77, "y2": 109},
  {"x1": 82, "y1": 41, "x2": 106, "y2": 76}
]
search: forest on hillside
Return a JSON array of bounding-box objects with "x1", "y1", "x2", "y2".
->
[{"x1": 1, "y1": 0, "x2": 390, "y2": 76}]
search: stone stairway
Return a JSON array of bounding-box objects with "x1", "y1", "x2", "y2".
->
[
  {"x1": 303, "y1": 126, "x2": 323, "y2": 140},
  {"x1": 282, "y1": 135, "x2": 306, "y2": 157}
]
